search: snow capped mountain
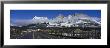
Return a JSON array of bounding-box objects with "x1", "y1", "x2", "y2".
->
[
  {"x1": 32, "y1": 16, "x2": 48, "y2": 20},
  {"x1": 91, "y1": 17, "x2": 101, "y2": 24},
  {"x1": 32, "y1": 16, "x2": 49, "y2": 24},
  {"x1": 47, "y1": 13, "x2": 101, "y2": 27},
  {"x1": 53, "y1": 13, "x2": 100, "y2": 23},
  {"x1": 11, "y1": 13, "x2": 101, "y2": 27}
]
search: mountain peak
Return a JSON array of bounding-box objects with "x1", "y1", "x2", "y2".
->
[
  {"x1": 12, "y1": 13, "x2": 101, "y2": 27},
  {"x1": 32, "y1": 16, "x2": 48, "y2": 20}
]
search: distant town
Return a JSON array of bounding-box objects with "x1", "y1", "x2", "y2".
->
[{"x1": 10, "y1": 13, "x2": 101, "y2": 39}]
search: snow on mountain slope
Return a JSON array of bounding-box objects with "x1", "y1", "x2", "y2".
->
[{"x1": 11, "y1": 13, "x2": 101, "y2": 27}]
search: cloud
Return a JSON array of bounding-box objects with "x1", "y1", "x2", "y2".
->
[
  {"x1": 11, "y1": 18, "x2": 49, "y2": 26},
  {"x1": 12, "y1": 19, "x2": 33, "y2": 26}
]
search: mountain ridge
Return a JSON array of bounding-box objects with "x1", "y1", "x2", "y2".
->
[{"x1": 11, "y1": 13, "x2": 101, "y2": 27}]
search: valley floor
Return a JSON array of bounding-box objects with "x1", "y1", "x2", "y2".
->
[{"x1": 10, "y1": 27, "x2": 101, "y2": 39}]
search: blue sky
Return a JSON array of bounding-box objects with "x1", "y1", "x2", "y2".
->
[{"x1": 10, "y1": 10, "x2": 101, "y2": 20}]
